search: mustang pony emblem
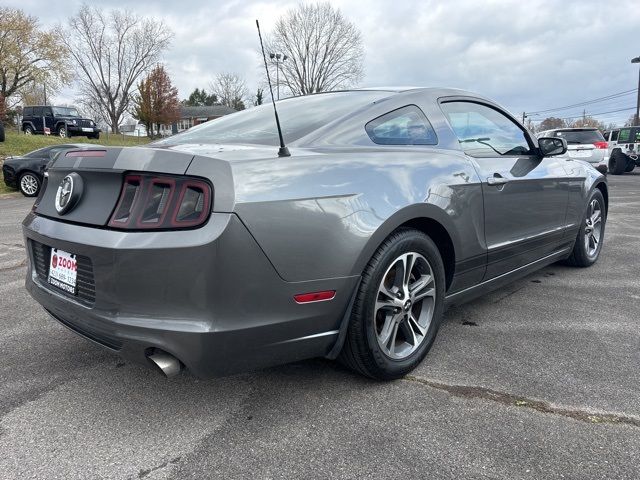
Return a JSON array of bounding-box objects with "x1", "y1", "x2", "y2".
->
[{"x1": 55, "y1": 173, "x2": 83, "y2": 214}]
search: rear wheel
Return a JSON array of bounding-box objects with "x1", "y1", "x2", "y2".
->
[
  {"x1": 19, "y1": 172, "x2": 41, "y2": 197},
  {"x1": 608, "y1": 150, "x2": 627, "y2": 175},
  {"x1": 340, "y1": 228, "x2": 445, "y2": 380},
  {"x1": 565, "y1": 189, "x2": 606, "y2": 267},
  {"x1": 24, "y1": 125, "x2": 34, "y2": 135}
]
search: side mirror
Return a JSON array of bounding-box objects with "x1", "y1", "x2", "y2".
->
[{"x1": 538, "y1": 137, "x2": 567, "y2": 157}]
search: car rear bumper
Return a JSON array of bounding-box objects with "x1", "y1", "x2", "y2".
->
[
  {"x1": 22, "y1": 212, "x2": 357, "y2": 377},
  {"x1": 67, "y1": 126, "x2": 100, "y2": 135}
]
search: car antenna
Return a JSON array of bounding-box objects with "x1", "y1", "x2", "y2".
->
[{"x1": 256, "y1": 19, "x2": 290, "y2": 157}]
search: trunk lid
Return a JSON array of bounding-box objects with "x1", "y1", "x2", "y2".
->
[{"x1": 36, "y1": 147, "x2": 195, "y2": 226}]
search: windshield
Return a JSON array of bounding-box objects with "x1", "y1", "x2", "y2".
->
[
  {"x1": 52, "y1": 107, "x2": 80, "y2": 117},
  {"x1": 153, "y1": 91, "x2": 390, "y2": 147},
  {"x1": 26, "y1": 147, "x2": 54, "y2": 158},
  {"x1": 552, "y1": 129, "x2": 604, "y2": 144}
]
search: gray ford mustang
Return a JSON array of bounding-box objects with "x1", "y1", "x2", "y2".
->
[{"x1": 22, "y1": 88, "x2": 607, "y2": 380}]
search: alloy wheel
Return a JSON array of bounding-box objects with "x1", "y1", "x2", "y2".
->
[
  {"x1": 374, "y1": 252, "x2": 436, "y2": 360},
  {"x1": 20, "y1": 174, "x2": 39, "y2": 196},
  {"x1": 59, "y1": 127, "x2": 66, "y2": 138},
  {"x1": 584, "y1": 198, "x2": 602, "y2": 257}
]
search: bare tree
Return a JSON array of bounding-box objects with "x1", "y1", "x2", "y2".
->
[
  {"x1": 209, "y1": 73, "x2": 247, "y2": 110},
  {"x1": 266, "y1": 3, "x2": 364, "y2": 96},
  {"x1": 538, "y1": 117, "x2": 567, "y2": 132},
  {"x1": 67, "y1": 5, "x2": 173, "y2": 133}
]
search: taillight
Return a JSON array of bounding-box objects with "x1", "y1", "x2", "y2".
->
[
  {"x1": 593, "y1": 141, "x2": 608, "y2": 149},
  {"x1": 108, "y1": 173, "x2": 212, "y2": 230}
]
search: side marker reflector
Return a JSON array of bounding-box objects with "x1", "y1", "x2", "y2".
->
[{"x1": 294, "y1": 290, "x2": 336, "y2": 304}]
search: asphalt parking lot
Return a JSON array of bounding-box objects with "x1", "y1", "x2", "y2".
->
[{"x1": 0, "y1": 173, "x2": 639, "y2": 480}]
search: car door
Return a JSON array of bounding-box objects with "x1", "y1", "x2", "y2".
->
[
  {"x1": 43, "y1": 107, "x2": 55, "y2": 134},
  {"x1": 440, "y1": 99, "x2": 569, "y2": 280},
  {"x1": 32, "y1": 107, "x2": 44, "y2": 133}
]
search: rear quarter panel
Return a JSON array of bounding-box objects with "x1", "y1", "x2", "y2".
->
[{"x1": 230, "y1": 148, "x2": 485, "y2": 290}]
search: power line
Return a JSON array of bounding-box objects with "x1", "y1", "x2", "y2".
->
[
  {"x1": 527, "y1": 89, "x2": 638, "y2": 116},
  {"x1": 531, "y1": 106, "x2": 636, "y2": 122}
]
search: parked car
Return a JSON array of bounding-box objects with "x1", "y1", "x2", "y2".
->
[
  {"x1": 21, "y1": 105, "x2": 101, "y2": 139},
  {"x1": 3, "y1": 144, "x2": 102, "y2": 197},
  {"x1": 22, "y1": 88, "x2": 607, "y2": 380},
  {"x1": 603, "y1": 127, "x2": 640, "y2": 174},
  {"x1": 536, "y1": 127, "x2": 608, "y2": 172}
]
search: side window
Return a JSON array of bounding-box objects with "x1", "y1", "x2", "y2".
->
[
  {"x1": 610, "y1": 130, "x2": 619, "y2": 142},
  {"x1": 44, "y1": 107, "x2": 53, "y2": 117},
  {"x1": 23, "y1": 107, "x2": 33, "y2": 117},
  {"x1": 365, "y1": 105, "x2": 437, "y2": 145},
  {"x1": 440, "y1": 101, "x2": 533, "y2": 157},
  {"x1": 33, "y1": 107, "x2": 43, "y2": 117},
  {"x1": 618, "y1": 129, "x2": 630, "y2": 143}
]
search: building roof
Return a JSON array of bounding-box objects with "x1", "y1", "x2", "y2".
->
[{"x1": 180, "y1": 105, "x2": 236, "y2": 118}]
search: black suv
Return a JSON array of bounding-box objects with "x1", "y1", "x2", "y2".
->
[{"x1": 21, "y1": 105, "x2": 100, "y2": 139}]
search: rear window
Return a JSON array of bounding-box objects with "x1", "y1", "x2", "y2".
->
[
  {"x1": 552, "y1": 129, "x2": 604, "y2": 144},
  {"x1": 153, "y1": 91, "x2": 390, "y2": 147}
]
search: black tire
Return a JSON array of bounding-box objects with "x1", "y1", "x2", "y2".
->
[
  {"x1": 608, "y1": 150, "x2": 627, "y2": 175},
  {"x1": 565, "y1": 189, "x2": 606, "y2": 268},
  {"x1": 57, "y1": 125, "x2": 68, "y2": 138},
  {"x1": 340, "y1": 228, "x2": 446, "y2": 380},
  {"x1": 88, "y1": 133, "x2": 99, "y2": 140},
  {"x1": 625, "y1": 162, "x2": 635, "y2": 172},
  {"x1": 18, "y1": 172, "x2": 41, "y2": 197},
  {"x1": 24, "y1": 125, "x2": 34, "y2": 135}
]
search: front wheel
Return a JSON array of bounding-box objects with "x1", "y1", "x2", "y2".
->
[
  {"x1": 24, "y1": 126, "x2": 34, "y2": 135},
  {"x1": 19, "y1": 172, "x2": 41, "y2": 197},
  {"x1": 340, "y1": 228, "x2": 445, "y2": 380},
  {"x1": 565, "y1": 189, "x2": 606, "y2": 267},
  {"x1": 58, "y1": 126, "x2": 67, "y2": 138},
  {"x1": 625, "y1": 162, "x2": 635, "y2": 173}
]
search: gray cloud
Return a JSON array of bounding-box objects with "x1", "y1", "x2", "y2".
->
[{"x1": 6, "y1": 0, "x2": 639, "y2": 125}]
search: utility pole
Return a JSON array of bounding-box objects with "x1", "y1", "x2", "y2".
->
[
  {"x1": 583, "y1": 108, "x2": 586, "y2": 126},
  {"x1": 43, "y1": 83, "x2": 47, "y2": 105},
  {"x1": 522, "y1": 112, "x2": 526, "y2": 124},
  {"x1": 632, "y1": 56, "x2": 640, "y2": 125}
]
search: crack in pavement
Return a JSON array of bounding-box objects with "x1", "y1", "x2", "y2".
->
[
  {"x1": 137, "y1": 456, "x2": 182, "y2": 478},
  {"x1": 404, "y1": 375, "x2": 640, "y2": 428},
  {"x1": 0, "y1": 258, "x2": 27, "y2": 272}
]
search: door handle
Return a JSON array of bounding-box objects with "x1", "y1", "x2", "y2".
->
[{"x1": 487, "y1": 175, "x2": 509, "y2": 186}]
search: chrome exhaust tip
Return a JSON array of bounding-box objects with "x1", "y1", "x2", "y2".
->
[{"x1": 148, "y1": 350, "x2": 182, "y2": 378}]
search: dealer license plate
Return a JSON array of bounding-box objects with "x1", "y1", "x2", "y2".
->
[{"x1": 48, "y1": 248, "x2": 77, "y2": 295}]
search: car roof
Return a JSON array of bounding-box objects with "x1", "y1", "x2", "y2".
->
[
  {"x1": 353, "y1": 86, "x2": 488, "y2": 97},
  {"x1": 544, "y1": 127, "x2": 599, "y2": 131}
]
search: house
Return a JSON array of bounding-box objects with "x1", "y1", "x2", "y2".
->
[
  {"x1": 173, "y1": 105, "x2": 237, "y2": 134},
  {"x1": 120, "y1": 123, "x2": 148, "y2": 137}
]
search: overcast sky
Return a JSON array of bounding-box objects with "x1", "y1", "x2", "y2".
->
[{"x1": 7, "y1": 0, "x2": 640, "y2": 126}]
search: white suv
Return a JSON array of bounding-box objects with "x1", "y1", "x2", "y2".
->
[
  {"x1": 536, "y1": 128, "x2": 608, "y2": 171},
  {"x1": 603, "y1": 127, "x2": 640, "y2": 175}
]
